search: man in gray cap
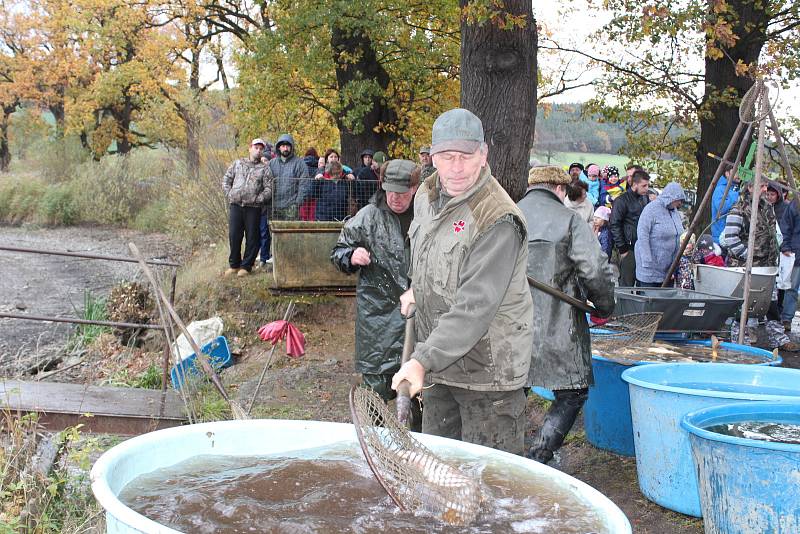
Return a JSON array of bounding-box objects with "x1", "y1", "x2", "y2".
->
[
  {"x1": 332, "y1": 159, "x2": 422, "y2": 430},
  {"x1": 391, "y1": 108, "x2": 534, "y2": 454},
  {"x1": 418, "y1": 146, "x2": 435, "y2": 180}
]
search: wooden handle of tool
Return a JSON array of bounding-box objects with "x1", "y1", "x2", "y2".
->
[
  {"x1": 398, "y1": 304, "x2": 416, "y2": 399},
  {"x1": 527, "y1": 275, "x2": 598, "y2": 315},
  {"x1": 129, "y1": 243, "x2": 231, "y2": 401}
]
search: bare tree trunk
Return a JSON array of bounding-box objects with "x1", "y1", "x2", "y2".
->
[
  {"x1": 459, "y1": 0, "x2": 538, "y2": 201},
  {"x1": 694, "y1": 0, "x2": 768, "y2": 228},
  {"x1": 330, "y1": 25, "x2": 397, "y2": 166},
  {"x1": 0, "y1": 104, "x2": 13, "y2": 172}
]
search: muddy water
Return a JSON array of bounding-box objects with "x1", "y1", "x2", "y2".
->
[
  {"x1": 119, "y1": 444, "x2": 611, "y2": 533},
  {"x1": 705, "y1": 421, "x2": 800, "y2": 445},
  {"x1": 593, "y1": 342, "x2": 773, "y2": 364}
]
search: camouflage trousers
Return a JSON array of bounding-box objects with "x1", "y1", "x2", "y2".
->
[
  {"x1": 421, "y1": 384, "x2": 526, "y2": 455},
  {"x1": 729, "y1": 318, "x2": 789, "y2": 349}
]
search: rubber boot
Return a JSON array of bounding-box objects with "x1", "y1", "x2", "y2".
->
[{"x1": 527, "y1": 388, "x2": 588, "y2": 464}]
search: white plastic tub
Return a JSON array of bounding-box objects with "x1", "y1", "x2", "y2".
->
[{"x1": 91, "y1": 419, "x2": 631, "y2": 533}]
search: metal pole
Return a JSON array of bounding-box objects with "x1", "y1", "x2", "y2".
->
[
  {"x1": 738, "y1": 91, "x2": 768, "y2": 344},
  {"x1": 662, "y1": 121, "x2": 747, "y2": 286},
  {"x1": 0, "y1": 245, "x2": 180, "y2": 267},
  {"x1": 0, "y1": 312, "x2": 164, "y2": 330},
  {"x1": 768, "y1": 110, "x2": 800, "y2": 210}
]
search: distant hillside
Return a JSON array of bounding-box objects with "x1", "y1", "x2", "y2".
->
[{"x1": 534, "y1": 103, "x2": 629, "y2": 155}]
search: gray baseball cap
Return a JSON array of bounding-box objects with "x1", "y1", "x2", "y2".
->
[
  {"x1": 381, "y1": 159, "x2": 417, "y2": 193},
  {"x1": 430, "y1": 108, "x2": 484, "y2": 155}
]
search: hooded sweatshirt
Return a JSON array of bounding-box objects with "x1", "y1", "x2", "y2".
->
[
  {"x1": 634, "y1": 182, "x2": 686, "y2": 283},
  {"x1": 268, "y1": 134, "x2": 311, "y2": 210}
]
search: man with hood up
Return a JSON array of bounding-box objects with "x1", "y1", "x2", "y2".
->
[
  {"x1": 634, "y1": 182, "x2": 686, "y2": 286},
  {"x1": 269, "y1": 134, "x2": 311, "y2": 221}
]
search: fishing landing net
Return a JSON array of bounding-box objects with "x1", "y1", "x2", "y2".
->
[
  {"x1": 591, "y1": 312, "x2": 663, "y2": 354},
  {"x1": 348, "y1": 386, "x2": 482, "y2": 526}
]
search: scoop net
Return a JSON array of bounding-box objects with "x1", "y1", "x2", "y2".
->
[
  {"x1": 591, "y1": 312, "x2": 663, "y2": 355},
  {"x1": 348, "y1": 386, "x2": 482, "y2": 526}
]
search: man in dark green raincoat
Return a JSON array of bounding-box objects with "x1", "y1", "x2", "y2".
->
[{"x1": 331, "y1": 159, "x2": 421, "y2": 427}]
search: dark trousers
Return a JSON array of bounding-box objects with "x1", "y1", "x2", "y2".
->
[
  {"x1": 619, "y1": 251, "x2": 636, "y2": 286},
  {"x1": 259, "y1": 214, "x2": 271, "y2": 262},
  {"x1": 228, "y1": 204, "x2": 261, "y2": 270},
  {"x1": 422, "y1": 384, "x2": 526, "y2": 455},
  {"x1": 636, "y1": 280, "x2": 669, "y2": 288}
]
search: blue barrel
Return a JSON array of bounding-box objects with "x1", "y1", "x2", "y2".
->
[
  {"x1": 621, "y1": 363, "x2": 800, "y2": 517},
  {"x1": 682, "y1": 402, "x2": 800, "y2": 533},
  {"x1": 585, "y1": 341, "x2": 780, "y2": 457}
]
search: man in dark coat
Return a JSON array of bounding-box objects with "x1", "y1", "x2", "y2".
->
[
  {"x1": 610, "y1": 169, "x2": 650, "y2": 286},
  {"x1": 331, "y1": 159, "x2": 421, "y2": 428},
  {"x1": 518, "y1": 165, "x2": 615, "y2": 463}
]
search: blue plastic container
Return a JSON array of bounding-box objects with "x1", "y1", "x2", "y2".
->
[
  {"x1": 584, "y1": 341, "x2": 780, "y2": 456},
  {"x1": 170, "y1": 336, "x2": 231, "y2": 389},
  {"x1": 682, "y1": 402, "x2": 800, "y2": 533},
  {"x1": 621, "y1": 363, "x2": 800, "y2": 517}
]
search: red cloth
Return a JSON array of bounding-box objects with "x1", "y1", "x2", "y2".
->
[
  {"x1": 257, "y1": 320, "x2": 306, "y2": 357},
  {"x1": 590, "y1": 315, "x2": 610, "y2": 326},
  {"x1": 299, "y1": 199, "x2": 316, "y2": 221},
  {"x1": 703, "y1": 254, "x2": 726, "y2": 267}
]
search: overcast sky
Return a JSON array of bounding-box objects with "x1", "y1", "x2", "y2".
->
[{"x1": 533, "y1": 1, "x2": 800, "y2": 119}]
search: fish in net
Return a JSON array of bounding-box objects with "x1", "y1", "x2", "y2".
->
[{"x1": 348, "y1": 385, "x2": 482, "y2": 526}]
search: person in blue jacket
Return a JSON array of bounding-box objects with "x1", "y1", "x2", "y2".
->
[{"x1": 711, "y1": 163, "x2": 739, "y2": 244}]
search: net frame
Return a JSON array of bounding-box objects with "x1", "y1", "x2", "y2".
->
[
  {"x1": 348, "y1": 386, "x2": 482, "y2": 526},
  {"x1": 591, "y1": 312, "x2": 663, "y2": 354}
]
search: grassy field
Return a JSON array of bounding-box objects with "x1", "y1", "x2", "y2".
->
[{"x1": 532, "y1": 151, "x2": 631, "y2": 170}]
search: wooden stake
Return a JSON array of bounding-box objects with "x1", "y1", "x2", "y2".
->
[
  {"x1": 662, "y1": 121, "x2": 746, "y2": 286},
  {"x1": 737, "y1": 89, "x2": 769, "y2": 344}
]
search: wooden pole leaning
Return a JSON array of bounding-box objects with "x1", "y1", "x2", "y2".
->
[
  {"x1": 661, "y1": 120, "x2": 746, "y2": 287},
  {"x1": 737, "y1": 90, "x2": 769, "y2": 344},
  {"x1": 767, "y1": 110, "x2": 800, "y2": 210}
]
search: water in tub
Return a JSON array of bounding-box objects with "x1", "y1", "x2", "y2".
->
[
  {"x1": 118, "y1": 442, "x2": 610, "y2": 533},
  {"x1": 705, "y1": 421, "x2": 800, "y2": 445}
]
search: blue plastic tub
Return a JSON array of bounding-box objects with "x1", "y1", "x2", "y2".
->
[
  {"x1": 621, "y1": 363, "x2": 800, "y2": 516},
  {"x1": 170, "y1": 336, "x2": 231, "y2": 389},
  {"x1": 682, "y1": 402, "x2": 800, "y2": 533},
  {"x1": 584, "y1": 341, "x2": 780, "y2": 456}
]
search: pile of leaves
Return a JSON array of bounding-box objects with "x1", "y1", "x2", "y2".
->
[{"x1": 106, "y1": 282, "x2": 154, "y2": 345}]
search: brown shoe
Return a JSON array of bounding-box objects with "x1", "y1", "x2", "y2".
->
[
  {"x1": 780, "y1": 341, "x2": 800, "y2": 352},
  {"x1": 224, "y1": 267, "x2": 239, "y2": 277},
  {"x1": 236, "y1": 268, "x2": 250, "y2": 277}
]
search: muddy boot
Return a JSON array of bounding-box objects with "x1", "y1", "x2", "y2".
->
[{"x1": 527, "y1": 389, "x2": 588, "y2": 464}]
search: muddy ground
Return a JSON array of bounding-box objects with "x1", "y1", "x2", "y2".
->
[
  {"x1": 0, "y1": 225, "x2": 181, "y2": 375},
  {"x1": 4, "y1": 225, "x2": 800, "y2": 533}
]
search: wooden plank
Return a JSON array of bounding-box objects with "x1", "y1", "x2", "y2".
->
[{"x1": 0, "y1": 380, "x2": 187, "y2": 435}]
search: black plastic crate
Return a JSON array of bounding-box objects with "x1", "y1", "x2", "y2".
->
[{"x1": 614, "y1": 287, "x2": 744, "y2": 333}]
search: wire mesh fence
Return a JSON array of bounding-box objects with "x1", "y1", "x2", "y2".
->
[{"x1": 267, "y1": 175, "x2": 380, "y2": 222}]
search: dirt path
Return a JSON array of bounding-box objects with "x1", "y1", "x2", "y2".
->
[{"x1": 0, "y1": 225, "x2": 180, "y2": 375}]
